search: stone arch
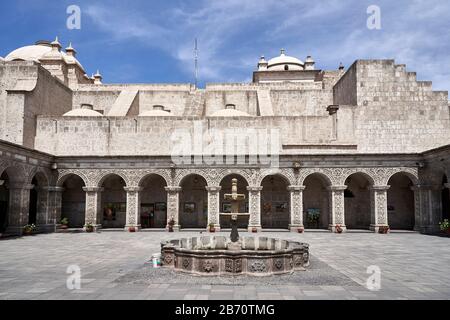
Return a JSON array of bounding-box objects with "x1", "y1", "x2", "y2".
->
[
  {"x1": 100, "y1": 173, "x2": 127, "y2": 229},
  {"x1": 175, "y1": 169, "x2": 211, "y2": 187},
  {"x1": 344, "y1": 172, "x2": 374, "y2": 230},
  {"x1": 179, "y1": 173, "x2": 208, "y2": 229},
  {"x1": 342, "y1": 170, "x2": 375, "y2": 187},
  {"x1": 27, "y1": 170, "x2": 51, "y2": 227},
  {"x1": 137, "y1": 172, "x2": 170, "y2": 187},
  {"x1": 137, "y1": 170, "x2": 171, "y2": 187},
  {"x1": 0, "y1": 164, "x2": 27, "y2": 184},
  {"x1": 260, "y1": 174, "x2": 290, "y2": 229},
  {"x1": 139, "y1": 173, "x2": 169, "y2": 229},
  {"x1": 57, "y1": 170, "x2": 89, "y2": 187},
  {"x1": 215, "y1": 169, "x2": 254, "y2": 187},
  {"x1": 257, "y1": 169, "x2": 294, "y2": 186},
  {"x1": 299, "y1": 170, "x2": 333, "y2": 187},
  {"x1": 61, "y1": 174, "x2": 86, "y2": 228},
  {"x1": 383, "y1": 168, "x2": 419, "y2": 186},
  {"x1": 302, "y1": 172, "x2": 332, "y2": 229},
  {"x1": 387, "y1": 172, "x2": 415, "y2": 230},
  {"x1": 96, "y1": 171, "x2": 129, "y2": 188}
]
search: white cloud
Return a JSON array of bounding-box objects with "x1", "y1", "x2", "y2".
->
[{"x1": 84, "y1": 0, "x2": 450, "y2": 91}]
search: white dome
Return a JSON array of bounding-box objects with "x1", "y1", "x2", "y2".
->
[
  {"x1": 63, "y1": 108, "x2": 103, "y2": 117},
  {"x1": 267, "y1": 49, "x2": 304, "y2": 71},
  {"x1": 5, "y1": 45, "x2": 53, "y2": 62},
  {"x1": 139, "y1": 110, "x2": 174, "y2": 117},
  {"x1": 5, "y1": 43, "x2": 85, "y2": 71},
  {"x1": 210, "y1": 109, "x2": 251, "y2": 117}
]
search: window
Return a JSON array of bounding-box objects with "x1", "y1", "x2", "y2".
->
[{"x1": 284, "y1": 65, "x2": 289, "y2": 71}]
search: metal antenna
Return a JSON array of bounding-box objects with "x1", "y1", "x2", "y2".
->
[{"x1": 194, "y1": 38, "x2": 198, "y2": 88}]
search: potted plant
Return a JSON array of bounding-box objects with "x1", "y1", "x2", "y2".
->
[
  {"x1": 378, "y1": 226, "x2": 390, "y2": 234},
  {"x1": 208, "y1": 223, "x2": 216, "y2": 233},
  {"x1": 439, "y1": 219, "x2": 450, "y2": 234},
  {"x1": 168, "y1": 218, "x2": 175, "y2": 232},
  {"x1": 23, "y1": 224, "x2": 36, "y2": 236},
  {"x1": 85, "y1": 223, "x2": 95, "y2": 233},
  {"x1": 335, "y1": 224, "x2": 343, "y2": 234},
  {"x1": 60, "y1": 218, "x2": 69, "y2": 229}
]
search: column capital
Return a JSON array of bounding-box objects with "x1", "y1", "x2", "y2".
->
[
  {"x1": 82, "y1": 187, "x2": 104, "y2": 193},
  {"x1": 8, "y1": 183, "x2": 34, "y2": 190},
  {"x1": 205, "y1": 186, "x2": 221, "y2": 192},
  {"x1": 411, "y1": 184, "x2": 441, "y2": 191},
  {"x1": 165, "y1": 186, "x2": 182, "y2": 193},
  {"x1": 327, "y1": 185, "x2": 347, "y2": 192},
  {"x1": 124, "y1": 186, "x2": 143, "y2": 192},
  {"x1": 369, "y1": 185, "x2": 390, "y2": 191},
  {"x1": 43, "y1": 186, "x2": 65, "y2": 193},
  {"x1": 247, "y1": 186, "x2": 263, "y2": 192},
  {"x1": 287, "y1": 185, "x2": 306, "y2": 192}
]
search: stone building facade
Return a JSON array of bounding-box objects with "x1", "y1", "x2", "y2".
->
[{"x1": 0, "y1": 40, "x2": 449, "y2": 235}]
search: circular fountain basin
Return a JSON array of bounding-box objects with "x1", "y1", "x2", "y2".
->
[{"x1": 160, "y1": 236, "x2": 309, "y2": 276}]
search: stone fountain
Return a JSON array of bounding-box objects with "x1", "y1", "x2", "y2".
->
[{"x1": 160, "y1": 179, "x2": 310, "y2": 276}]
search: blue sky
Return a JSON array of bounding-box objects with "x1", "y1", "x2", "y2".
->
[{"x1": 0, "y1": 0, "x2": 449, "y2": 90}]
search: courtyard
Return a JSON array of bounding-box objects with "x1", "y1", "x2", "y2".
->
[{"x1": 0, "y1": 230, "x2": 449, "y2": 300}]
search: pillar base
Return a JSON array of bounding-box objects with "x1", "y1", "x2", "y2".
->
[
  {"x1": 247, "y1": 225, "x2": 262, "y2": 233},
  {"x1": 370, "y1": 224, "x2": 389, "y2": 233},
  {"x1": 166, "y1": 225, "x2": 181, "y2": 232},
  {"x1": 289, "y1": 225, "x2": 305, "y2": 233},
  {"x1": 207, "y1": 225, "x2": 221, "y2": 233},
  {"x1": 125, "y1": 225, "x2": 141, "y2": 232},
  {"x1": 329, "y1": 224, "x2": 347, "y2": 233},
  {"x1": 84, "y1": 224, "x2": 102, "y2": 232}
]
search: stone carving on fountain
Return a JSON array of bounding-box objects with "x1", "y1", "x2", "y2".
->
[{"x1": 160, "y1": 236, "x2": 309, "y2": 276}]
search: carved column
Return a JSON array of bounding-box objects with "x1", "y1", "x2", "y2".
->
[
  {"x1": 369, "y1": 185, "x2": 390, "y2": 232},
  {"x1": 6, "y1": 183, "x2": 33, "y2": 235},
  {"x1": 206, "y1": 186, "x2": 221, "y2": 232},
  {"x1": 411, "y1": 185, "x2": 423, "y2": 232},
  {"x1": 36, "y1": 187, "x2": 49, "y2": 229},
  {"x1": 247, "y1": 186, "x2": 263, "y2": 232},
  {"x1": 82, "y1": 187, "x2": 103, "y2": 231},
  {"x1": 45, "y1": 186, "x2": 64, "y2": 230},
  {"x1": 124, "y1": 186, "x2": 143, "y2": 232},
  {"x1": 165, "y1": 186, "x2": 181, "y2": 232},
  {"x1": 328, "y1": 185, "x2": 347, "y2": 233},
  {"x1": 287, "y1": 185, "x2": 305, "y2": 232}
]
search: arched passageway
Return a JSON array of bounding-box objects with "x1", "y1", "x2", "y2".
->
[
  {"x1": 140, "y1": 175, "x2": 167, "y2": 228},
  {"x1": 303, "y1": 174, "x2": 330, "y2": 229},
  {"x1": 344, "y1": 173, "x2": 373, "y2": 230},
  {"x1": 0, "y1": 172, "x2": 10, "y2": 233},
  {"x1": 387, "y1": 173, "x2": 415, "y2": 230},
  {"x1": 219, "y1": 174, "x2": 249, "y2": 229},
  {"x1": 261, "y1": 175, "x2": 290, "y2": 229},
  {"x1": 179, "y1": 174, "x2": 208, "y2": 229},
  {"x1": 61, "y1": 175, "x2": 86, "y2": 228},
  {"x1": 101, "y1": 175, "x2": 127, "y2": 229},
  {"x1": 442, "y1": 175, "x2": 449, "y2": 221}
]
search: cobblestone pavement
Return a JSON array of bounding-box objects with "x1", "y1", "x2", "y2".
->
[{"x1": 0, "y1": 230, "x2": 449, "y2": 300}]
